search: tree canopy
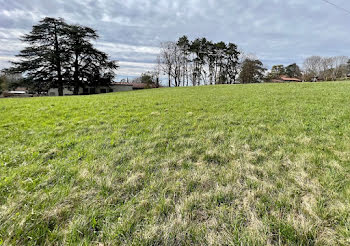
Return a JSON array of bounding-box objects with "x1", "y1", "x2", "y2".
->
[
  {"x1": 285, "y1": 63, "x2": 302, "y2": 78},
  {"x1": 133, "y1": 71, "x2": 160, "y2": 88},
  {"x1": 159, "y1": 36, "x2": 240, "y2": 87},
  {"x1": 239, "y1": 59, "x2": 266, "y2": 84},
  {"x1": 3, "y1": 17, "x2": 118, "y2": 96}
]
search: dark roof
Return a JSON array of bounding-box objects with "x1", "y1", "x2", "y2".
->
[
  {"x1": 112, "y1": 82, "x2": 158, "y2": 89},
  {"x1": 280, "y1": 76, "x2": 302, "y2": 82},
  {"x1": 111, "y1": 82, "x2": 133, "y2": 86}
]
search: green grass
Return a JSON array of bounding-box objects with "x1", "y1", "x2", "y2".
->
[{"x1": 1, "y1": 82, "x2": 350, "y2": 245}]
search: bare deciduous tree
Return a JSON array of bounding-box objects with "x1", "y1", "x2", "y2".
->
[
  {"x1": 159, "y1": 42, "x2": 175, "y2": 87},
  {"x1": 303, "y1": 56, "x2": 349, "y2": 81}
]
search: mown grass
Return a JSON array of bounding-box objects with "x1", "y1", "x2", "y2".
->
[{"x1": 0, "y1": 82, "x2": 350, "y2": 245}]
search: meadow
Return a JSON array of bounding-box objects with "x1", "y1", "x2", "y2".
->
[{"x1": 0, "y1": 82, "x2": 349, "y2": 245}]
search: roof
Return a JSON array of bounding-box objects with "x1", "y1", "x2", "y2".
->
[
  {"x1": 280, "y1": 76, "x2": 302, "y2": 82},
  {"x1": 112, "y1": 82, "x2": 158, "y2": 89},
  {"x1": 111, "y1": 82, "x2": 133, "y2": 86}
]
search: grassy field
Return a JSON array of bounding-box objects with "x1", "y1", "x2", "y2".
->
[{"x1": 0, "y1": 82, "x2": 350, "y2": 245}]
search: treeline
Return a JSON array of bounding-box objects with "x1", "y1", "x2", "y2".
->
[
  {"x1": 155, "y1": 36, "x2": 350, "y2": 86},
  {"x1": 157, "y1": 36, "x2": 243, "y2": 87},
  {"x1": 155, "y1": 36, "x2": 306, "y2": 87},
  {"x1": 2, "y1": 17, "x2": 117, "y2": 96},
  {"x1": 266, "y1": 56, "x2": 350, "y2": 82},
  {"x1": 266, "y1": 63, "x2": 302, "y2": 80},
  {"x1": 0, "y1": 73, "x2": 23, "y2": 94},
  {"x1": 3, "y1": 19, "x2": 350, "y2": 94},
  {"x1": 302, "y1": 56, "x2": 350, "y2": 81}
]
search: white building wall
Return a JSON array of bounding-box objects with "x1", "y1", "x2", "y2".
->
[
  {"x1": 48, "y1": 87, "x2": 74, "y2": 96},
  {"x1": 48, "y1": 85, "x2": 133, "y2": 96}
]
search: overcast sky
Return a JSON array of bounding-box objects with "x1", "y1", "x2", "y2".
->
[{"x1": 1, "y1": 0, "x2": 350, "y2": 80}]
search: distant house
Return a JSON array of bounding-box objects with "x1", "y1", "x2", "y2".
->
[
  {"x1": 271, "y1": 76, "x2": 302, "y2": 83},
  {"x1": 2, "y1": 87, "x2": 32, "y2": 97},
  {"x1": 48, "y1": 83, "x2": 133, "y2": 96},
  {"x1": 127, "y1": 83, "x2": 159, "y2": 90}
]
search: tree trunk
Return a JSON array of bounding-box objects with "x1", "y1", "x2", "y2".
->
[
  {"x1": 54, "y1": 23, "x2": 63, "y2": 96},
  {"x1": 182, "y1": 63, "x2": 186, "y2": 86},
  {"x1": 73, "y1": 53, "x2": 80, "y2": 95},
  {"x1": 186, "y1": 62, "x2": 189, "y2": 86},
  {"x1": 168, "y1": 72, "x2": 171, "y2": 87}
]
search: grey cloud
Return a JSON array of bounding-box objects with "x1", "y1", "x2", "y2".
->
[{"x1": 1, "y1": 0, "x2": 350, "y2": 76}]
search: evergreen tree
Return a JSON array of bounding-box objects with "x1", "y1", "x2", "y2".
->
[
  {"x1": 4, "y1": 17, "x2": 118, "y2": 96},
  {"x1": 285, "y1": 63, "x2": 302, "y2": 78},
  {"x1": 177, "y1": 36, "x2": 190, "y2": 86},
  {"x1": 225, "y1": 43, "x2": 240, "y2": 84},
  {"x1": 159, "y1": 36, "x2": 240, "y2": 86},
  {"x1": 268, "y1": 65, "x2": 286, "y2": 80},
  {"x1": 4, "y1": 17, "x2": 69, "y2": 96},
  {"x1": 66, "y1": 25, "x2": 118, "y2": 94},
  {"x1": 239, "y1": 59, "x2": 266, "y2": 84},
  {"x1": 214, "y1": 41, "x2": 227, "y2": 84}
]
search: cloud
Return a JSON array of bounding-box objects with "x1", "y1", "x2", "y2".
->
[
  {"x1": 1, "y1": 0, "x2": 350, "y2": 75},
  {"x1": 118, "y1": 61, "x2": 156, "y2": 76}
]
